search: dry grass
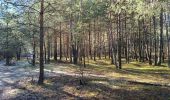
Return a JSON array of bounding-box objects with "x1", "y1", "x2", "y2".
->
[
  {"x1": 10, "y1": 59, "x2": 170, "y2": 100},
  {"x1": 84, "y1": 59, "x2": 170, "y2": 85}
]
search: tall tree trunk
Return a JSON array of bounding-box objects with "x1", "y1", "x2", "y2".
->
[
  {"x1": 149, "y1": 18, "x2": 152, "y2": 65},
  {"x1": 93, "y1": 19, "x2": 96, "y2": 61},
  {"x1": 59, "y1": 22, "x2": 62, "y2": 61},
  {"x1": 118, "y1": 14, "x2": 122, "y2": 69},
  {"x1": 44, "y1": 42, "x2": 47, "y2": 64},
  {"x1": 97, "y1": 18, "x2": 101, "y2": 60},
  {"x1": 38, "y1": 0, "x2": 44, "y2": 84},
  {"x1": 70, "y1": 14, "x2": 73, "y2": 63},
  {"x1": 138, "y1": 19, "x2": 142, "y2": 62},
  {"x1": 47, "y1": 33, "x2": 50, "y2": 64},
  {"x1": 32, "y1": 35, "x2": 36, "y2": 66},
  {"x1": 50, "y1": 38, "x2": 53, "y2": 58},
  {"x1": 153, "y1": 16, "x2": 158, "y2": 66},
  {"x1": 166, "y1": 14, "x2": 170, "y2": 67},
  {"x1": 54, "y1": 30, "x2": 58, "y2": 61},
  {"x1": 142, "y1": 19, "x2": 145, "y2": 62},
  {"x1": 109, "y1": 6, "x2": 114, "y2": 65},
  {"x1": 88, "y1": 22, "x2": 92, "y2": 59},
  {"x1": 83, "y1": 32, "x2": 86, "y2": 68},
  {"x1": 125, "y1": 12, "x2": 129, "y2": 63},
  {"x1": 66, "y1": 32, "x2": 69, "y2": 61},
  {"x1": 73, "y1": 44, "x2": 78, "y2": 64},
  {"x1": 158, "y1": 8, "x2": 163, "y2": 66}
]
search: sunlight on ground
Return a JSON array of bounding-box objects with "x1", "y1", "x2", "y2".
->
[
  {"x1": 6, "y1": 59, "x2": 170, "y2": 99},
  {"x1": 83, "y1": 60, "x2": 170, "y2": 85}
]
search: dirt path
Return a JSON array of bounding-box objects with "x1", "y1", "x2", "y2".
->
[
  {"x1": 0, "y1": 62, "x2": 106, "y2": 99},
  {"x1": 0, "y1": 61, "x2": 39, "y2": 99}
]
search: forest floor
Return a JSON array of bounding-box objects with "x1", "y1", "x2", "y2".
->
[{"x1": 0, "y1": 59, "x2": 170, "y2": 100}]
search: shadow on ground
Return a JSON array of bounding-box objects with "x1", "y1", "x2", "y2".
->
[{"x1": 6, "y1": 73, "x2": 170, "y2": 100}]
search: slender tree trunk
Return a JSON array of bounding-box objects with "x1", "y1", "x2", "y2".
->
[
  {"x1": 16, "y1": 47, "x2": 21, "y2": 61},
  {"x1": 98, "y1": 19, "x2": 101, "y2": 60},
  {"x1": 138, "y1": 19, "x2": 142, "y2": 62},
  {"x1": 158, "y1": 8, "x2": 163, "y2": 66},
  {"x1": 47, "y1": 33, "x2": 50, "y2": 64},
  {"x1": 125, "y1": 12, "x2": 128, "y2": 63},
  {"x1": 38, "y1": 0, "x2": 44, "y2": 84},
  {"x1": 44, "y1": 42, "x2": 47, "y2": 64},
  {"x1": 50, "y1": 38, "x2": 53, "y2": 58},
  {"x1": 66, "y1": 32, "x2": 69, "y2": 61},
  {"x1": 83, "y1": 33, "x2": 86, "y2": 68},
  {"x1": 149, "y1": 18, "x2": 152, "y2": 65},
  {"x1": 108, "y1": 35, "x2": 111, "y2": 59},
  {"x1": 73, "y1": 44, "x2": 78, "y2": 64},
  {"x1": 54, "y1": 30, "x2": 58, "y2": 61},
  {"x1": 89, "y1": 22, "x2": 92, "y2": 59},
  {"x1": 109, "y1": 7, "x2": 114, "y2": 65},
  {"x1": 32, "y1": 35, "x2": 36, "y2": 66},
  {"x1": 142, "y1": 19, "x2": 145, "y2": 62},
  {"x1": 59, "y1": 22, "x2": 62, "y2": 61},
  {"x1": 166, "y1": 14, "x2": 170, "y2": 67},
  {"x1": 118, "y1": 14, "x2": 122, "y2": 69},
  {"x1": 93, "y1": 19, "x2": 96, "y2": 61},
  {"x1": 70, "y1": 14, "x2": 73, "y2": 63},
  {"x1": 153, "y1": 16, "x2": 158, "y2": 66}
]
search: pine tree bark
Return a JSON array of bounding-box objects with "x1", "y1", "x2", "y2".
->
[
  {"x1": 118, "y1": 14, "x2": 122, "y2": 69},
  {"x1": 138, "y1": 19, "x2": 142, "y2": 62},
  {"x1": 54, "y1": 29, "x2": 58, "y2": 61},
  {"x1": 88, "y1": 22, "x2": 92, "y2": 59},
  {"x1": 32, "y1": 35, "x2": 36, "y2": 66},
  {"x1": 44, "y1": 42, "x2": 47, "y2": 64},
  {"x1": 93, "y1": 19, "x2": 96, "y2": 61},
  {"x1": 70, "y1": 14, "x2": 73, "y2": 63},
  {"x1": 153, "y1": 16, "x2": 158, "y2": 66},
  {"x1": 47, "y1": 33, "x2": 50, "y2": 64},
  {"x1": 158, "y1": 8, "x2": 163, "y2": 66},
  {"x1": 149, "y1": 18, "x2": 152, "y2": 65},
  {"x1": 59, "y1": 22, "x2": 62, "y2": 61},
  {"x1": 38, "y1": 0, "x2": 44, "y2": 85},
  {"x1": 166, "y1": 14, "x2": 170, "y2": 67}
]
